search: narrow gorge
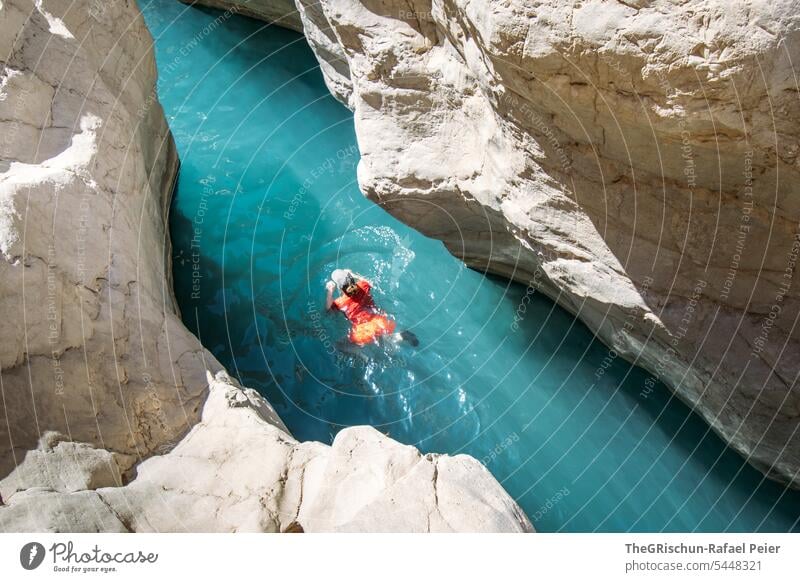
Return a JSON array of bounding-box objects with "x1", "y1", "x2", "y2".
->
[{"x1": 0, "y1": 0, "x2": 799, "y2": 533}]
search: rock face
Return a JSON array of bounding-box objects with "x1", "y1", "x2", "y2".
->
[
  {"x1": 0, "y1": 0, "x2": 531, "y2": 532},
  {"x1": 1, "y1": 372, "x2": 532, "y2": 532},
  {"x1": 262, "y1": 0, "x2": 800, "y2": 487},
  {"x1": 179, "y1": 0, "x2": 304, "y2": 31},
  {"x1": 1, "y1": 0, "x2": 190, "y2": 478}
]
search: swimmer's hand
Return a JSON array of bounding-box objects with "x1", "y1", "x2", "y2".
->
[{"x1": 325, "y1": 280, "x2": 336, "y2": 310}]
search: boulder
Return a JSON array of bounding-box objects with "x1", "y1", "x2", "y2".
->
[
  {"x1": 0, "y1": 373, "x2": 533, "y2": 532},
  {"x1": 0, "y1": 433, "x2": 133, "y2": 503}
]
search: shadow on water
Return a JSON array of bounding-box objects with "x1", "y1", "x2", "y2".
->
[
  {"x1": 142, "y1": 0, "x2": 800, "y2": 532},
  {"x1": 504, "y1": 286, "x2": 799, "y2": 532}
]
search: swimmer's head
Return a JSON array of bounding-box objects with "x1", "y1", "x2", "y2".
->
[
  {"x1": 331, "y1": 269, "x2": 359, "y2": 296},
  {"x1": 343, "y1": 279, "x2": 360, "y2": 297}
]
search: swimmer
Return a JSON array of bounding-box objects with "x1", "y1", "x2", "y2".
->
[{"x1": 325, "y1": 269, "x2": 419, "y2": 347}]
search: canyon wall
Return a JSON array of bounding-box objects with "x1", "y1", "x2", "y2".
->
[
  {"x1": 180, "y1": 0, "x2": 304, "y2": 31},
  {"x1": 0, "y1": 0, "x2": 532, "y2": 532},
  {"x1": 0, "y1": 0, "x2": 188, "y2": 479},
  {"x1": 204, "y1": 0, "x2": 800, "y2": 486}
]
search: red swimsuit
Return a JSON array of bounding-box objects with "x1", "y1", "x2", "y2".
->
[{"x1": 333, "y1": 280, "x2": 396, "y2": 345}]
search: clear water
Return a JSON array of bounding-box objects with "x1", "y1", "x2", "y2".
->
[{"x1": 141, "y1": 0, "x2": 800, "y2": 532}]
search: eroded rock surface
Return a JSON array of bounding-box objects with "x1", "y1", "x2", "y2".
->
[
  {"x1": 0, "y1": 373, "x2": 533, "y2": 532},
  {"x1": 0, "y1": 0, "x2": 192, "y2": 478},
  {"x1": 250, "y1": 0, "x2": 800, "y2": 487},
  {"x1": 179, "y1": 0, "x2": 303, "y2": 31},
  {"x1": 0, "y1": 0, "x2": 531, "y2": 532}
]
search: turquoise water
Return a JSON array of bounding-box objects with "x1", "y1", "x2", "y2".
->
[{"x1": 141, "y1": 0, "x2": 800, "y2": 532}]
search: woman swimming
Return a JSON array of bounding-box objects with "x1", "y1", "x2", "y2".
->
[{"x1": 325, "y1": 269, "x2": 418, "y2": 347}]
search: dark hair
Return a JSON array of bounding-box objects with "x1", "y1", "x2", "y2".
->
[
  {"x1": 341, "y1": 274, "x2": 356, "y2": 290},
  {"x1": 343, "y1": 274, "x2": 361, "y2": 297}
]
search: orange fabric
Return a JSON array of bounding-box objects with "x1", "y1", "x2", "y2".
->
[
  {"x1": 349, "y1": 315, "x2": 396, "y2": 346},
  {"x1": 333, "y1": 280, "x2": 374, "y2": 324},
  {"x1": 333, "y1": 280, "x2": 395, "y2": 345}
]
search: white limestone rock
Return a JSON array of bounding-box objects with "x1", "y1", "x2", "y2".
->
[
  {"x1": 0, "y1": 489, "x2": 133, "y2": 532},
  {"x1": 0, "y1": 433, "x2": 133, "y2": 503},
  {"x1": 0, "y1": 373, "x2": 533, "y2": 532},
  {"x1": 294, "y1": 0, "x2": 353, "y2": 105},
  {"x1": 179, "y1": 0, "x2": 304, "y2": 31},
  {"x1": 274, "y1": 0, "x2": 800, "y2": 487},
  {"x1": 299, "y1": 426, "x2": 531, "y2": 532},
  {"x1": 0, "y1": 0, "x2": 195, "y2": 477}
]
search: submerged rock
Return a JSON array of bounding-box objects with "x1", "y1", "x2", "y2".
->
[
  {"x1": 0, "y1": 0, "x2": 531, "y2": 532},
  {"x1": 205, "y1": 0, "x2": 800, "y2": 487}
]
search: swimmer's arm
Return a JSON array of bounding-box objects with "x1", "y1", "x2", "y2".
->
[{"x1": 325, "y1": 281, "x2": 337, "y2": 310}]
